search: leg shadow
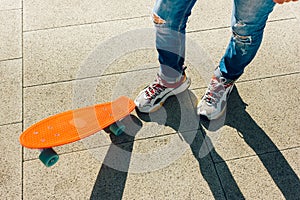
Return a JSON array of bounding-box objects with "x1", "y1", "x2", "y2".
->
[
  {"x1": 203, "y1": 86, "x2": 300, "y2": 199},
  {"x1": 90, "y1": 115, "x2": 142, "y2": 200},
  {"x1": 137, "y1": 90, "x2": 244, "y2": 199}
]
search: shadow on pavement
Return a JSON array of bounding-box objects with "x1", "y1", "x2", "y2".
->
[
  {"x1": 137, "y1": 90, "x2": 243, "y2": 199},
  {"x1": 90, "y1": 115, "x2": 142, "y2": 200},
  {"x1": 217, "y1": 86, "x2": 299, "y2": 199},
  {"x1": 90, "y1": 86, "x2": 299, "y2": 199}
]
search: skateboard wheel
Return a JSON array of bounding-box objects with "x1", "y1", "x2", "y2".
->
[
  {"x1": 109, "y1": 123, "x2": 125, "y2": 136},
  {"x1": 39, "y1": 148, "x2": 59, "y2": 167}
]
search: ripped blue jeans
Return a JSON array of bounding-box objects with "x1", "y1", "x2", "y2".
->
[{"x1": 154, "y1": 0, "x2": 276, "y2": 81}]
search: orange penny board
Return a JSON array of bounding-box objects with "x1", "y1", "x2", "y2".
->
[{"x1": 20, "y1": 96, "x2": 135, "y2": 149}]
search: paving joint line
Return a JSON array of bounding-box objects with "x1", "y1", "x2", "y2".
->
[
  {"x1": 187, "y1": 26, "x2": 230, "y2": 34},
  {"x1": 213, "y1": 146, "x2": 300, "y2": 164},
  {"x1": 268, "y1": 17, "x2": 297, "y2": 23},
  {"x1": 186, "y1": 17, "x2": 296, "y2": 34},
  {"x1": 199, "y1": 127, "x2": 228, "y2": 199},
  {"x1": 23, "y1": 66, "x2": 158, "y2": 88},
  {"x1": 22, "y1": 129, "x2": 202, "y2": 162},
  {"x1": 23, "y1": 15, "x2": 149, "y2": 33},
  {"x1": 22, "y1": 133, "x2": 175, "y2": 162},
  {"x1": 237, "y1": 71, "x2": 300, "y2": 84},
  {"x1": 0, "y1": 8, "x2": 22, "y2": 12},
  {"x1": 0, "y1": 57, "x2": 22, "y2": 63},
  {"x1": 0, "y1": 121, "x2": 22, "y2": 127},
  {"x1": 191, "y1": 71, "x2": 300, "y2": 91},
  {"x1": 12, "y1": 11, "x2": 296, "y2": 34},
  {"x1": 21, "y1": 1, "x2": 25, "y2": 199}
]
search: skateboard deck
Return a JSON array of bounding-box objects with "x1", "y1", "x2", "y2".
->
[{"x1": 20, "y1": 96, "x2": 135, "y2": 167}]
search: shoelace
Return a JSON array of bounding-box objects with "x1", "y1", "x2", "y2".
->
[
  {"x1": 144, "y1": 66, "x2": 187, "y2": 101},
  {"x1": 204, "y1": 77, "x2": 231, "y2": 105},
  {"x1": 145, "y1": 79, "x2": 167, "y2": 100}
]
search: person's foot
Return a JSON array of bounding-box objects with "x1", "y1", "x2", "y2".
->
[
  {"x1": 197, "y1": 69, "x2": 235, "y2": 120},
  {"x1": 135, "y1": 70, "x2": 191, "y2": 113}
]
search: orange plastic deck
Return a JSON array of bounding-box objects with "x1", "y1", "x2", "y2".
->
[{"x1": 20, "y1": 96, "x2": 135, "y2": 149}]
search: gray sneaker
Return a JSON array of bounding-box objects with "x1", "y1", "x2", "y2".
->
[
  {"x1": 135, "y1": 70, "x2": 191, "y2": 113},
  {"x1": 197, "y1": 70, "x2": 235, "y2": 120}
]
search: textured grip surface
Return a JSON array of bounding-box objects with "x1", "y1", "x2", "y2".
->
[{"x1": 20, "y1": 96, "x2": 135, "y2": 148}]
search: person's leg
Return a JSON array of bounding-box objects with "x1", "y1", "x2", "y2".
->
[
  {"x1": 198, "y1": 0, "x2": 276, "y2": 120},
  {"x1": 154, "y1": 0, "x2": 197, "y2": 82},
  {"x1": 135, "y1": 0, "x2": 197, "y2": 113},
  {"x1": 220, "y1": 0, "x2": 276, "y2": 80}
]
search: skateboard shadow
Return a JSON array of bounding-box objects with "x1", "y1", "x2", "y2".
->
[{"x1": 90, "y1": 115, "x2": 142, "y2": 200}]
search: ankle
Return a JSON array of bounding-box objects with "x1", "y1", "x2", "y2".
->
[
  {"x1": 158, "y1": 66, "x2": 187, "y2": 87},
  {"x1": 157, "y1": 73, "x2": 186, "y2": 88}
]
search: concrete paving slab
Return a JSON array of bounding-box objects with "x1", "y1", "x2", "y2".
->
[
  {"x1": 24, "y1": 132, "x2": 226, "y2": 199},
  {"x1": 12, "y1": 1, "x2": 300, "y2": 200},
  {"x1": 0, "y1": 123, "x2": 22, "y2": 199},
  {"x1": 188, "y1": 19, "x2": 300, "y2": 84},
  {"x1": 0, "y1": 9, "x2": 22, "y2": 61},
  {"x1": 23, "y1": 17, "x2": 153, "y2": 87},
  {"x1": 187, "y1": 28, "x2": 229, "y2": 64},
  {"x1": 188, "y1": 0, "x2": 231, "y2": 32},
  {"x1": 188, "y1": 0, "x2": 294, "y2": 32},
  {"x1": 192, "y1": 73, "x2": 300, "y2": 162},
  {"x1": 22, "y1": 0, "x2": 294, "y2": 32},
  {"x1": 23, "y1": 0, "x2": 153, "y2": 31},
  {"x1": 23, "y1": 147, "x2": 108, "y2": 200},
  {"x1": 289, "y1": 1, "x2": 300, "y2": 23},
  {"x1": 269, "y1": 3, "x2": 298, "y2": 21},
  {"x1": 281, "y1": 147, "x2": 300, "y2": 177},
  {"x1": 216, "y1": 148, "x2": 300, "y2": 199},
  {"x1": 248, "y1": 19, "x2": 300, "y2": 77},
  {"x1": 23, "y1": 71, "x2": 155, "y2": 128},
  {"x1": 76, "y1": 45, "x2": 208, "y2": 89},
  {"x1": 0, "y1": 59, "x2": 22, "y2": 125},
  {"x1": 122, "y1": 134, "x2": 225, "y2": 199},
  {"x1": 0, "y1": 0, "x2": 21, "y2": 10},
  {"x1": 23, "y1": 7, "x2": 299, "y2": 88}
]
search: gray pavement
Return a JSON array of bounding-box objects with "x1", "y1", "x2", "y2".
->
[{"x1": 0, "y1": 0, "x2": 299, "y2": 199}]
